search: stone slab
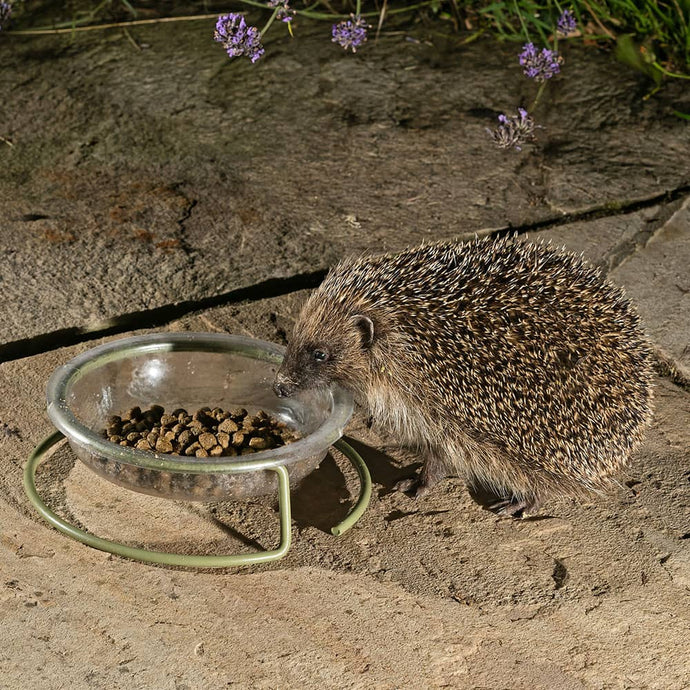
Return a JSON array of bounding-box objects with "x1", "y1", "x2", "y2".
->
[
  {"x1": 2, "y1": 20, "x2": 689, "y2": 344},
  {"x1": 612, "y1": 197, "x2": 690, "y2": 367},
  {"x1": 526, "y1": 197, "x2": 690, "y2": 366},
  {"x1": 1, "y1": 291, "x2": 689, "y2": 687}
]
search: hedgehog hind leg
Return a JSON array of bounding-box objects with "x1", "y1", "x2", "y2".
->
[{"x1": 394, "y1": 448, "x2": 449, "y2": 498}]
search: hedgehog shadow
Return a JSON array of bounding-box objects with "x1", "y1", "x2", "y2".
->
[
  {"x1": 342, "y1": 437, "x2": 556, "y2": 520},
  {"x1": 289, "y1": 436, "x2": 420, "y2": 532}
]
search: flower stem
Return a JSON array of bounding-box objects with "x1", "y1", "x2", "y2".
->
[
  {"x1": 260, "y1": 7, "x2": 281, "y2": 38},
  {"x1": 531, "y1": 80, "x2": 548, "y2": 110},
  {"x1": 652, "y1": 61, "x2": 690, "y2": 80},
  {"x1": 7, "y1": 1, "x2": 439, "y2": 35},
  {"x1": 513, "y1": 0, "x2": 530, "y2": 42}
]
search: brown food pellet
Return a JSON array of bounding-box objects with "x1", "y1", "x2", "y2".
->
[
  {"x1": 177, "y1": 429, "x2": 193, "y2": 447},
  {"x1": 125, "y1": 406, "x2": 142, "y2": 421},
  {"x1": 155, "y1": 437, "x2": 173, "y2": 453},
  {"x1": 218, "y1": 418, "x2": 238, "y2": 434},
  {"x1": 198, "y1": 432, "x2": 217, "y2": 450},
  {"x1": 248, "y1": 436, "x2": 268, "y2": 450},
  {"x1": 103, "y1": 405, "x2": 300, "y2": 459}
]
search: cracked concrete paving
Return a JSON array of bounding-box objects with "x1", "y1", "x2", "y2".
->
[
  {"x1": 1, "y1": 12, "x2": 690, "y2": 690},
  {"x1": 1, "y1": 201, "x2": 690, "y2": 688},
  {"x1": 2, "y1": 17, "x2": 690, "y2": 345}
]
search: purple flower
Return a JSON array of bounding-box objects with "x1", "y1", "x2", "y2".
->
[
  {"x1": 214, "y1": 13, "x2": 265, "y2": 63},
  {"x1": 332, "y1": 14, "x2": 369, "y2": 53},
  {"x1": 557, "y1": 9, "x2": 577, "y2": 36},
  {"x1": 487, "y1": 108, "x2": 539, "y2": 152},
  {"x1": 268, "y1": 0, "x2": 296, "y2": 23},
  {"x1": 0, "y1": 2, "x2": 11, "y2": 30},
  {"x1": 519, "y1": 42, "x2": 561, "y2": 81}
]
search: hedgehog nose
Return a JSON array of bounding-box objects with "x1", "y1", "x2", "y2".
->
[{"x1": 273, "y1": 375, "x2": 294, "y2": 398}]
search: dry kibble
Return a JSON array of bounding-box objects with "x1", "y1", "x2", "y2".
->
[
  {"x1": 103, "y1": 405, "x2": 300, "y2": 459},
  {"x1": 185, "y1": 442, "x2": 201, "y2": 456},
  {"x1": 177, "y1": 429, "x2": 193, "y2": 447},
  {"x1": 198, "y1": 433, "x2": 217, "y2": 450},
  {"x1": 248, "y1": 436, "x2": 268, "y2": 450},
  {"x1": 125, "y1": 406, "x2": 142, "y2": 421},
  {"x1": 155, "y1": 437, "x2": 173, "y2": 453},
  {"x1": 218, "y1": 418, "x2": 238, "y2": 434}
]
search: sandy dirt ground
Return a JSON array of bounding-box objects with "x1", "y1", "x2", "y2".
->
[{"x1": 1, "y1": 5, "x2": 689, "y2": 689}]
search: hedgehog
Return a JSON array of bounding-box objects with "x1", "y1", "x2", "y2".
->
[{"x1": 273, "y1": 237, "x2": 655, "y2": 516}]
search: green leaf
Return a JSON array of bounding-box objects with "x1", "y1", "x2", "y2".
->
[{"x1": 615, "y1": 34, "x2": 663, "y2": 84}]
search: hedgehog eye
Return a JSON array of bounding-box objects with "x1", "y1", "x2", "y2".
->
[{"x1": 312, "y1": 349, "x2": 329, "y2": 363}]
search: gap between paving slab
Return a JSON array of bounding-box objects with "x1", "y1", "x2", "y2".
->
[
  {"x1": 2, "y1": 185, "x2": 689, "y2": 368},
  {"x1": 3, "y1": 24, "x2": 690, "y2": 349},
  {"x1": 2, "y1": 294, "x2": 689, "y2": 688}
]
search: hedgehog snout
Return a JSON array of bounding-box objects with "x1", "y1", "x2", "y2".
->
[{"x1": 273, "y1": 372, "x2": 296, "y2": 398}]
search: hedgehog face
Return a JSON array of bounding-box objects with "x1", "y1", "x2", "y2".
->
[{"x1": 273, "y1": 305, "x2": 375, "y2": 398}]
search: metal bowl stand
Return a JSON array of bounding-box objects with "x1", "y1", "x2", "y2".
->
[{"x1": 25, "y1": 431, "x2": 371, "y2": 568}]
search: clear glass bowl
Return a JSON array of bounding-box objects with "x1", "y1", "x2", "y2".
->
[{"x1": 46, "y1": 333, "x2": 353, "y2": 501}]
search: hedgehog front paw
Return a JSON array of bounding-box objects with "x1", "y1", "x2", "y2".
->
[
  {"x1": 393, "y1": 475, "x2": 429, "y2": 499},
  {"x1": 488, "y1": 496, "x2": 541, "y2": 518}
]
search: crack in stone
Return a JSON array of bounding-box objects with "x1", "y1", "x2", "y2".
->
[
  {"x1": 173, "y1": 189, "x2": 198, "y2": 261},
  {"x1": 491, "y1": 183, "x2": 690, "y2": 241},
  {"x1": 600, "y1": 195, "x2": 688, "y2": 273},
  {"x1": 2, "y1": 182, "x2": 689, "y2": 366},
  {"x1": 0, "y1": 269, "x2": 326, "y2": 364}
]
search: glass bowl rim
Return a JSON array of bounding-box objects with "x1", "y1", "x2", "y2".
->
[{"x1": 46, "y1": 332, "x2": 353, "y2": 474}]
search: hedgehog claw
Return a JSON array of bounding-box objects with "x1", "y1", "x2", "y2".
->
[
  {"x1": 393, "y1": 476, "x2": 428, "y2": 498},
  {"x1": 489, "y1": 497, "x2": 541, "y2": 518}
]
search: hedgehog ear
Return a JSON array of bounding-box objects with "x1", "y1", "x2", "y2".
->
[{"x1": 353, "y1": 315, "x2": 375, "y2": 349}]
